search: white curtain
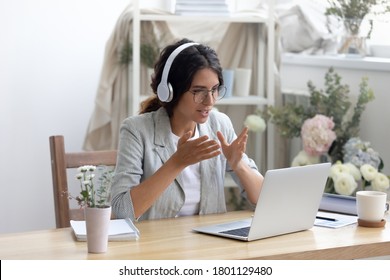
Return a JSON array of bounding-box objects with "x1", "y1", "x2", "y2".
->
[{"x1": 83, "y1": 5, "x2": 175, "y2": 150}]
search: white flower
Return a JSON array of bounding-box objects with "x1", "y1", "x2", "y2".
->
[
  {"x1": 83, "y1": 180, "x2": 92, "y2": 187},
  {"x1": 371, "y1": 172, "x2": 390, "y2": 192},
  {"x1": 244, "y1": 114, "x2": 266, "y2": 133},
  {"x1": 87, "y1": 165, "x2": 96, "y2": 172},
  {"x1": 329, "y1": 161, "x2": 350, "y2": 180},
  {"x1": 73, "y1": 165, "x2": 113, "y2": 208},
  {"x1": 333, "y1": 173, "x2": 358, "y2": 196},
  {"x1": 291, "y1": 150, "x2": 320, "y2": 167},
  {"x1": 78, "y1": 166, "x2": 88, "y2": 172},
  {"x1": 344, "y1": 162, "x2": 361, "y2": 181},
  {"x1": 360, "y1": 164, "x2": 378, "y2": 181},
  {"x1": 78, "y1": 165, "x2": 96, "y2": 173}
]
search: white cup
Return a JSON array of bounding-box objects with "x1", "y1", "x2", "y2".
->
[
  {"x1": 356, "y1": 191, "x2": 387, "y2": 222},
  {"x1": 233, "y1": 68, "x2": 252, "y2": 97}
]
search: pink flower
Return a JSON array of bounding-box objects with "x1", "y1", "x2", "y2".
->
[{"x1": 301, "y1": 114, "x2": 337, "y2": 156}]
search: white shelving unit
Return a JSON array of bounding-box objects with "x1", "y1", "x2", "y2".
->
[{"x1": 130, "y1": 1, "x2": 275, "y2": 171}]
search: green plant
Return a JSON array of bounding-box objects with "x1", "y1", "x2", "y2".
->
[
  {"x1": 119, "y1": 40, "x2": 160, "y2": 68},
  {"x1": 263, "y1": 67, "x2": 374, "y2": 163},
  {"x1": 72, "y1": 165, "x2": 114, "y2": 208},
  {"x1": 326, "y1": 0, "x2": 379, "y2": 19},
  {"x1": 325, "y1": 0, "x2": 390, "y2": 37}
]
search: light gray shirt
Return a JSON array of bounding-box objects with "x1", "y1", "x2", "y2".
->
[{"x1": 111, "y1": 107, "x2": 260, "y2": 222}]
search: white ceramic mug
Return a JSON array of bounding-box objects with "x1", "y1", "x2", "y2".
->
[{"x1": 356, "y1": 191, "x2": 387, "y2": 222}]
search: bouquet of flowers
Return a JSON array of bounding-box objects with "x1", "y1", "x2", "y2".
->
[
  {"x1": 259, "y1": 67, "x2": 389, "y2": 195},
  {"x1": 325, "y1": 0, "x2": 390, "y2": 37},
  {"x1": 326, "y1": 138, "x2": 388, "y2": 195},
  {"x1": 69, "y1": 165, "x2": 114, "y2": 208}
]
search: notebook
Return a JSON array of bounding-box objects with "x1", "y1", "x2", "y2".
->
[
  {"x1": 192, "y1": 162, "x2": 331, "y2": 241},
  {"x1": 70, "y1": 219, "x2": 140, "y2": 241}
]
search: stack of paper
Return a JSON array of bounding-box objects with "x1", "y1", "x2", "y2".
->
[
  {"x1": 175, "y1": 0, "x2": 230, "y2": 16},
  {"x1": 70, "y1": 219, "x2": 139, "y2": 241},
  {"x1": 315, "y1": 211, "x2": 357, "y2": 228}
]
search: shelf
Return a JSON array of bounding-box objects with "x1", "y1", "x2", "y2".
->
[
  {"x1": 132, "y1": 1, "x2": 276, "y2": 169},
  {"x1": 282, "y1": 52, "x2": 390, "y2": 72},
  {"x1": 139, "y1": 13, "x2": 269, "y2": 23}
]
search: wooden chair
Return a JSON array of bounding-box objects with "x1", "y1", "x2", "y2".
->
[{"x1": 49, "y1": 135, "x2": 117, "y2": 228}]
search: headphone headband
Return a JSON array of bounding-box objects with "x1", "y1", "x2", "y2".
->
[{"x1": 157, "y1": 42, "x2": 199, "y2": 102}]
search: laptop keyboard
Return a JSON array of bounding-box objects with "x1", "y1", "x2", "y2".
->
[{"x1": 220, "y1": 226, "x2": 250, "y2": 237}]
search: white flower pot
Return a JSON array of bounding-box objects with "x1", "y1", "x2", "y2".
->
[
  {"x1": 222, "y1": 69, "x2": 234, "y2": 98},
  {"x1": 234, "y1": 68, "x2": 252, "y2": 97},
  {"x1": 84, "y1": 206, "x2": 111, "y2": 253}
]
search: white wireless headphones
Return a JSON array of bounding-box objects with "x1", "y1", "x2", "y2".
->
[{"x1": 157, "y1": 42, "x2": 199, "y2": 102}]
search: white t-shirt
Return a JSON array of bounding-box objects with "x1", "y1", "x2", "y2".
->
[{"x1": 171, "y1": 127, "x2": 201, "y2": 216}]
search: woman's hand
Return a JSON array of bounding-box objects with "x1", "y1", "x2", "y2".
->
[
  {"x1": 172, "y1": 131, "x2": 221, "y2": 168},
  {"x1": 217, "y1": 127, "x2": 263, "y2": 204},
  {"x1": 217, "y1": 127, "x2": 248, "y2": 170}
]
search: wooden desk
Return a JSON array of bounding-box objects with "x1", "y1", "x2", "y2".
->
[{"x1": 1, "y1": 211, "x2": 389, "y2": 260}]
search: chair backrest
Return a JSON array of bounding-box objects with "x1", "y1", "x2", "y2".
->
[{"x1": 49, "y1": 135, "x2": 117, "y2": 228}]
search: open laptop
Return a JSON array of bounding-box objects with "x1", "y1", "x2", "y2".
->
[{"x1": 193, "y1": 162, "x2": 331, "y2": 241}]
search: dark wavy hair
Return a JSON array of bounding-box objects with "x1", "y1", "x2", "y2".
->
[{"x1": 140, "y1": 38, "x2": 223, "y2": 117}]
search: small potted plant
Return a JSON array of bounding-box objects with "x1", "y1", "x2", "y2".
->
[
  {"x1": 74, "y1": 165, "x2": 113, "y2": 208},
  {"x1": 119, "y1": 37, "x2": 160, "y2": 69},
  {"x1": 73, "y1": 165, "x2": 114, "y2": 253},
  {"x1": 120, "y1": 35, "x2": 160, "y2": 94}
]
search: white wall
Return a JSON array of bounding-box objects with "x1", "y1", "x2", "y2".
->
[{"x1": 0, "y1": 0, "x2": 129, "y2": 233}]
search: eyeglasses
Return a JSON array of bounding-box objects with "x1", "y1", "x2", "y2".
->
[{"x1": 189, "y1": 85, "x2": 227, "y2": 104}]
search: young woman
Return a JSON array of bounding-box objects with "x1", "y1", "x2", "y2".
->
[{"x1": 111, "y1": 38, "x2": 264, "y2": 222}]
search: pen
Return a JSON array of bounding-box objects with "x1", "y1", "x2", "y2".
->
[{"x1": 316, "y1": 216, "x2": 337, "y2": 222}]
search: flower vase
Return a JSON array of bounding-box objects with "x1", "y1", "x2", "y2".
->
[
  {"x1": 222, "y1": 69, "x2": 234, "y2": 98},
  {"x1": 338, "y1": 18, "x2": 367, "y2": 57},
  {"x1": 233, "y1": 68, "x2": 252, "y2": 97},
  {"x1": 84, "y1": 206, "x2": 111, "y2": 253}
]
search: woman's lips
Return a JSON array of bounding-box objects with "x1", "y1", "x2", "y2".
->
[{"x1": 197, "y1": 109, "x2": 210, "y2": 117}]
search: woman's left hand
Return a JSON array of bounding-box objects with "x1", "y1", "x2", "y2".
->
[{"x1": 217, "y1": 127, "x2": 248, "y2": 170}]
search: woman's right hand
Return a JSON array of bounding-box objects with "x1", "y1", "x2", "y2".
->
[{"x1": 173, "y1": 131, "x2": 221, "y2": 168}]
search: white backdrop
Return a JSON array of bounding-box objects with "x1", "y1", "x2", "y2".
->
[{"x1": 0, "y1": 0, "x2": 129, "y2": 233}]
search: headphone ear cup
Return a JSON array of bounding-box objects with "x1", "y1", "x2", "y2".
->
[
  {"x1": 157, "y1": 42, "x2": 199, "y2": 103},
  {"x1": 166, "y1": 83, "x2": 173, "y2": 102},
  {"x1": 157, "y1": 82, "x2": 173, "y2": 102}
]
